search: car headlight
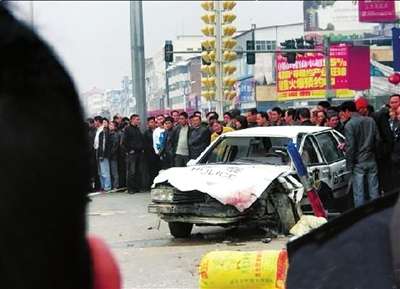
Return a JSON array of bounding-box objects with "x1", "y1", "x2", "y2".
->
[{"x1": 151, "y1": 186, "x2": 174, "y2": 202}]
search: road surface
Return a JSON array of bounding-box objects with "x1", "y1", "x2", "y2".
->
[{"x1": 88, "y1": 192, "x2": 289, "y2": 289}]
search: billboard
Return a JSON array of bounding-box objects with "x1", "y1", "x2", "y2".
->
[
  {"x1": 276, "y1": 44, "x2": 370, "y2": 100},
  {"x1": 304, "y1": 1, "x2": 399, "y2": 40},
  {"x1": 358, "y1": 0, "x2": 396, "y2": 23}
]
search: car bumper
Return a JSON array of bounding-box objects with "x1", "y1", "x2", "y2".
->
[{"x1": 148, "y1": 203, "x2": 244, "y2": 225}]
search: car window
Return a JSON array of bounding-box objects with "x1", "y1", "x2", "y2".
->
[
  {"x1": 301, "y1": 137, "x2": 319, "y2": 165},
  {"x1": 315, "y1": 132, "x2": 344, "y2": 163},
  {"x1": 201, "y1": 136, "x2": 291, "y2": 165}
]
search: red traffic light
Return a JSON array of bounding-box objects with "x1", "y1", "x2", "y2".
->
[{"x1": 388, "y1": 73, "x2": 400, "y2": 85}]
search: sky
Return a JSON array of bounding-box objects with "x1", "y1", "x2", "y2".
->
[{"x1": 9, "y1": 1, "x2": 303, "y2": 94}]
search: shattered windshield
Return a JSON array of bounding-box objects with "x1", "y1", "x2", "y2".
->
[{"x1": 200, "y1": 136, "x2": 291, "y2": 165}]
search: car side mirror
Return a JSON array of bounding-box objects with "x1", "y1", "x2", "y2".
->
[{"x1": 187, "y1": 159, "x2": 196, "y2": 167}]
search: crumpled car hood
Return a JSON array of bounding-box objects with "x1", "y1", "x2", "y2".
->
[{"x1": 153, "y1": 164, "x2": 289, "y2": 212}]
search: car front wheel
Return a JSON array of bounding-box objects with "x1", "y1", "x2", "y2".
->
[{"x1": 168, "y1": 222, "x2": 193, "y2": 238}]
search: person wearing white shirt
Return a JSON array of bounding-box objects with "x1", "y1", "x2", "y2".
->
[{"x1": 153, "y1": 115, "x2": 165, "y2": 155}]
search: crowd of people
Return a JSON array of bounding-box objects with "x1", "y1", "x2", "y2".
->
[{"x1": 86, "y1": 95, "x2": 400, "y2": 208}]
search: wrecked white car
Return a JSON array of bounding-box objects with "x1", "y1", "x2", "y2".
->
[{"x1": 148, "y1": 126, "x2": 351, "y2": 238}]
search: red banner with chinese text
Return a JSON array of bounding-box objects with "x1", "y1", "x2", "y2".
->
[
  {"x1": 276, "y1": 44, "x2": 369, "y2": 100},
  {"x1": 359, "y1": 0, "x2": 396, "y2": 23}
]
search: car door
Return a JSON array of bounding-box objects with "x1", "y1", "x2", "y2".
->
[
  {"x1": 313, "y1": 131, "x2": 350, "y2": 198},
  {"x1": 299, "y1": 135, "x2": 331, "y2": 190}
]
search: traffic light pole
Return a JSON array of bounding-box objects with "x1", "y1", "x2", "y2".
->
[
  {"x1": 214, "y1": 0, "x2": 224, "y2": 118},
  {"x1": 165, "y1": 62, "x2": 170, "y2": 109}
]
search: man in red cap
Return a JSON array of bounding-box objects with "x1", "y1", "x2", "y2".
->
[{"x1": 355, "y1": 97, "x2": 369, "y2": 117}]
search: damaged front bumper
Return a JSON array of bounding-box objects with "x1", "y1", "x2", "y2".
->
[{"x1": 148, "y1": 202, "x2": 245, "y2": 225}]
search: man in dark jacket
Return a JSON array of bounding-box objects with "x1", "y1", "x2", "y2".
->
[
  {"x1": 340, "y1": 101, "x2": 380, "y2": 207},
  {"x1": 109, "y1": 121, "x2": 120, "y2": 190},
  {"x1": 143, "y1": 116, "x2": 159, "y2": 188},
  {"x1": 122, "y1": 114, "x2": 146, "y2": 194},
  {"x1": 160, "y1": 117, "x2": 175, "y2": 169},
  {"x1": 189, "y1": 115, "x2": 211, "y2": 160},
  {"x1": 372, "y1": 94, "x2": 400, "y2": 193},
  {"x1": 96, "y1": 119, "x2": 112, "y2": 191}
]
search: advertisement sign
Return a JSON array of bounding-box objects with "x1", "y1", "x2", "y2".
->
[
  {"x1": 304, "y1": 1, "x2": 397, "y2": 41},
  {"x1": 238, "y1": 78, "x2": 255, "y2": 102},
  {"x1": 359, "y1": 0, "x2": 396, "y2": 23},
  {"x1": 393, "y1": 27, "x2": 400, "y2": 72},
  {"x1": 276, "y1": 44, "x2": 370, "y2": 100}
]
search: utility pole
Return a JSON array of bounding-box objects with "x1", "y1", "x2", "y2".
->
[
  {"x1": 165, "y1": 61, "x2": 170, "y2": 109},
  {"x1": 214, "y1": 0, "x2": 224, "y2": 118},
  {"x1": 129, "y1": 1, "x2": 147, "y2": 127},
  {"x1": 29, "y1": 1, "x2": 34, "y2": 28},
  {"x1": 323, "y1": 36, "x2": 334, "y2": 102}
]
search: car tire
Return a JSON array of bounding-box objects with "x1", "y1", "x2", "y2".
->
[
  {"x1": 168, "y1": 222, "x2": 193, "y2": 238},
  {"x1": 273, "y1": 193, "x2": 297, "y2": 234}
]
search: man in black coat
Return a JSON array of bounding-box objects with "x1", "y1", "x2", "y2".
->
[
  {"x1": 188, "y1": 115, "x2": 211, "y2": 160},
  {"x1": 372, "y1": 94, "x2": 400, "y2": 193},
  {"x1": 122, "y1": 114, "x2": 146, "y2": 194},
  {"x1": 143, "y1": 116, "x2": 159, "y2": 188}
]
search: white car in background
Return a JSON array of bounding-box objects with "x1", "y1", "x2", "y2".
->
[{"x1": 148, "y1": 126, "x2": 351, "y2": 238}]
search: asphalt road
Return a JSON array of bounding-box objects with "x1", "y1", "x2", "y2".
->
[{"x1": 88, "y1": 192, "x2": 289, "y2": 289}]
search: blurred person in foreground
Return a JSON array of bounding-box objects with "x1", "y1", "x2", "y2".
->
[{"x1": 0, "y1": 3, "x2": 122, "y2": 289}]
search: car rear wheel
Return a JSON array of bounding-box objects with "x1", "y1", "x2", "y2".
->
[{"x1": 168, "y1": 222, "x2": 193, "y2": 238}]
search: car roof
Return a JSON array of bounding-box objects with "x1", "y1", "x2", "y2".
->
[{"x1": 223, "y1": 126, "x2": 332, "y2": 139}]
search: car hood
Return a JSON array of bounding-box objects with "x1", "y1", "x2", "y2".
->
[{"x1": 153, "y1": 164, "x2": 289, "y2": 212}]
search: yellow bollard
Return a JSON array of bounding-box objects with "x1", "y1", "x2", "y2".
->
[{"x1": 199, "y1": 250, "x2": 288, "y2": 289}]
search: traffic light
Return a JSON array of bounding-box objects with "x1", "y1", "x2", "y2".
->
[
  {"x1": 164, "y1": 40, "x2": 173, "y2": 63},
  {"x1": 201, "y1": 45, "x2": 212, "y2": 66},
  {"x1": 246, "y1": 40, "x2": 255, "y2": 65},
  {"x1": 280, "y1": 39, "x2": 296, "y2": 64}
]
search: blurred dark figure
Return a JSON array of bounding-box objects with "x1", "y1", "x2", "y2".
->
[{"x1": 0, "y1": 3, "x2": 92, "y2": 288}]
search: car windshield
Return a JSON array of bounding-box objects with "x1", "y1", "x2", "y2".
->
[{"x1": 200, "y1": 136, "x2": 292, "y2": 165}]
